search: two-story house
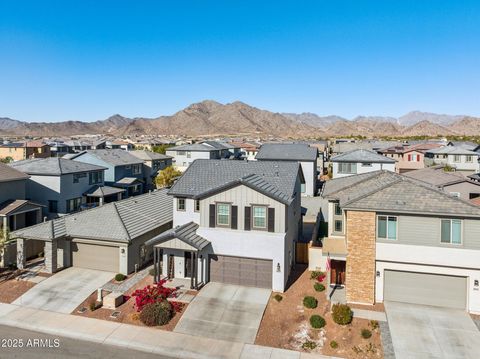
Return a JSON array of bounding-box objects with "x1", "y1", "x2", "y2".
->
[
  {"x1": 0, "y1": 141, "x2": 51, "y2": 161},
  {"x1": 255, "y1": 143, "x2": 318, "y2": 196},
  {"x1": 70, "y1": 149, "x2": 144, "y2": 196},
  {"x1": 425, "y1": 146, "x2": 480, "y2": 174},
  {"x1": 165, "y1": 142, "x2": 236, "y2": 171},
  {"x1": 318, "y1": 170, "x2": 480, "y2": 313},
  {"x1": 379, "y1": 143, "x2": 442, "y2": 173},
  {"x1": 331, "y1": 149, "x2": 396, "y2": 178},
  {"x1": 9, "y1": 158, "x2": 118, "y2": 218},
  {"x1": 146, "y1": 160, "x2": 304, "y2": 292},
  {"x1": 130, "y1": 150, "x2": 173, "y2": 191}
]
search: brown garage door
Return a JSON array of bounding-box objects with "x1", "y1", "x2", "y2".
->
[
  {"x1": 209, "y1": 255, "x2": 272, "y2": 289},
  {"x1": 72, "y1": 242, "x2": 119, "y2": 272}
]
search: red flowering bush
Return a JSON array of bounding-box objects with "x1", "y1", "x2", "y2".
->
[
  {"x1": 317, "y1": 274, "x2": 326, "y2": 282},
  {"x1": 131, "y1": 279, "x2": 178, "y2": 312}
]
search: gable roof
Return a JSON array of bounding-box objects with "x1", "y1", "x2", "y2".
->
[
  {"x1": 426, "y1": 146, "x2": 479, "y2": 156},
  {"x1": 167, "y1": 143, "x2": 226, "y2": 152},
  {"x1": 9, "y1": 158, "x2": 106, "y2": 176},
  {"x1": 71, "y1": 149, "x2": 143, "y2": 166},
  {"x1": 331, "y1": 149, "x2": 396, "y2": 164},
  {"x1": 168, "y1": 159, "x2": 301, "y2": 205},
  {"x1": 255, "y1": 143, "x2": 318, "y2": 161},
  {"x1": 0, "y1": 163, "x2": 29, "y2": 183},
  {"x1": 129, "y1": 150, "x2": 172, "y2": 161},
  {"x1": 145, "y1": 221, "x2": 210, "y2": 250},
  {"x1": 11, "y1": 189, "x2": 173, "y2": 242},
  {"x1": 403, "y1": 166, "x2": 477, "y2": 187}
]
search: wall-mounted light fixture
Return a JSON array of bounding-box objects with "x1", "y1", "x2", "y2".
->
[
  {"x1": 277, "y1": 263, "x2": 281, "y2": 272},
  {"x1": 121, "y1": 248, "x2": 125, "y2": 254},
  {"x1": 475, "y1": 279, "x2": 479, "y2": 287},
  {"x1": 376, "y1": 270, "x2": 380, "y2": 277}
]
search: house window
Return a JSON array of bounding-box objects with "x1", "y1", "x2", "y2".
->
[
  {"x1": 361, "y1": 163, "x2": 372, "y2": 167},
  {"x1": 132, "y1": 164, "x2": 142, "y2": 175},
  {"x1": 441, "y1": 219, "x2": 462, "y2": 245},
  {"x1": 48, "y1": 200, "x2": 58, "y2": 213},
  {"x1": 66, "y1": 197, "x2": 82, "y2": 213},
  {"x1": 466, "y1": 155, "x2": 473, "y2": 163},
  {"x1": 177, "y1": 198, "x2": 186, "y2": 211},
  {"x1": 334, "y1": 220, "x2": 343, "y2": 232},
  {"x1": 216, "y1": 203, "x2": 230, "y2": 226},
  {"x1": 377, "y1": 216, "x2": 397, "y2": 240},
  {"x1": 89, "y1": 171, "x2": 103, "y2": 185},
  {"x1": 334, "y1": 203, "x2": 342, "y2": 215},
  {"x1": 177, "y1": 151, "x2": 186, "y2": 155},
  {"x1": 73, "y1": 172, "x2": 86, "y2": 183},
  {"x1": 187, "y1": 151, "x2": 191, "y2": 158},
  {"x1": 338, "y1": 162, "x2": 357, "y2": 174},
  {"x1": 194, "y1": 200, "x2": 200, "y2": 212},
  {"x1": 252, "y1": 206, "x2": 267, "y2": 229},
  {"x1": 453, "y1": 155, "x2": 461, "y2": 162},
  {"x1": 300, "y1": 183, "x2": 306, "y2": 193}
]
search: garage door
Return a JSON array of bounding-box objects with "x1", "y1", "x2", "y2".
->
[
  {"x1": 209, "y1": 255, "x2": 272, "y2": 289},
  {"x1": 72, "y1": 242, "x2": 119, "y2": 272},
  {"x1": 384, "y1": 270, "x2": 467, "y2": 309}
]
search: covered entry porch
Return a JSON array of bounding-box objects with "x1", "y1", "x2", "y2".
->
[{"x1": 146, "y1": 222, "x2": 210, "y2": 290}]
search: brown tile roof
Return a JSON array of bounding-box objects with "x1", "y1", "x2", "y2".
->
[
  {"x1": 0, "y1": 163, "x2": 29, "y2": 183},
  {"x1": 0, "y1": 200, "x2": 43, "y2": 216},
  {"x1": 471, "y1": 197, "x2": 480, "y2": 206}
]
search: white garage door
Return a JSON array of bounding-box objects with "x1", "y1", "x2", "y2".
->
[
  {"x1": 384, "y1": 270, "x2": 467, "y2": 309},
  {"x1": 72, "y1": 242, "x2": 119, "y2": 272}
]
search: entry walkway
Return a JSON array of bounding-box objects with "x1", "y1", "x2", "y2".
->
[{"x1": 0, "y1": 303, "x2": 334, "y2": 359}]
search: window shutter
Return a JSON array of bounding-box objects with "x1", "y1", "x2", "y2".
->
[
  {"x1": 268, "y1": 208, "x2": 275, "y2": 232},
  {"x1": 417, "y1": 155, "x2": 420, "y2": 162},
  {"x1": 244, "y1": 206, "x2": 251, "y2": 231},
  {"x1": 231, "y1": 206, "x2": 238, "y2": 229},
  {"x1": 408, "y1": 154, "x2": 411, "y2": 161},
  {"x1": 209, "y1": 204, "x2": 216, "y2": 228}
]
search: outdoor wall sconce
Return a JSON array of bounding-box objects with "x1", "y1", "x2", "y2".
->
[
  {"x1": 475, "y1": 279, "x2": 479, "y2": 287},
  {"x1": 376, "y1": 270, "x2": 380, "y2": 277},
  {"x1": 277, "y1": 263, "x2": 281, "y2": 272},
  {"x1": 121, "y1": 248, "x2": 125, "y2": 254}
]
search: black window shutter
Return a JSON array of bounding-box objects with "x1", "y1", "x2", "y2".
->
[
  {"x1": 244, "y1": 206, "x2": 251, "y2": 231},
  {"x1": 209, "y1": 204, "x2": 216, "y2": 228},
  {"x1": 231, "y1": 206, "x2": 238, "y2": 229},
  {"x1": 268, "y1": 208, "x2": 275, "y2": 232}
]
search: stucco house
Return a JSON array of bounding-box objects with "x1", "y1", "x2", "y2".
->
[
  {"x1": 130, "y1": 150, "x2": 173, "y2": 191},
  {"x1": 11, "y1": 189, "x2": 173, "y2": 274},
  {"x1": 317, "y1": 170, "x2": 480, "y2": 314},
  {"x1": 255, "y1": 143, "x2": 318, "y2": 196},
  {"x1": 331, "y1": 149, "x2": 395, "y2": 178},
  {"x1": 0, "y1": 141, "x2": 51, "y2": 161},
  {"x1": 379, "y1": 143, "x2": 442, "y2": 173},
  {"x1": 146, "y1": 159, "x2": 304, "y2": 292},
  {"x1": 425, "y1": 146, "x2": 480, "y2": 174}
]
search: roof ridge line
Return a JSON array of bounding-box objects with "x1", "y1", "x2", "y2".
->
[
  {"x1": 112, "y1": 202, "x2": 132, "y2": 241},
  {"x1": 342, "y1": 174, "x2": 404, "y2": 207}
]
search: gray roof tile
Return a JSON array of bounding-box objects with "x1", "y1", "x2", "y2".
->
[
  {"x1": 0, "y1": 163, "x2": 29, "y2": 183},
  {"x1": 9, "y1": 158, "x2": 106, "y2": 175},
  {"x1": 256, "y1": 143, "x2": 318, "y2": 161},
  {"x1": 146, "y1": 221, "x2": 210, "y2": 250},
  {"x1": 129, "y1": 150, "x2": 172, "y2": 161},
  {"x1": 331, "y1": 149, "x2": 396, "y2": 163},
  {"x1": 73, "y1": 149, "x2": 143, "y2": 166}
]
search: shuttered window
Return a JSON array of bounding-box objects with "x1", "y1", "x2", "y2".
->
[
  {"x1": 252, "y1": 206, "x2": 267, "y2": 229},
  {"x1": 267, "y1": 208, "x2": 275, "y2": 232},
  {"x1": 244, "y1": 206, "x2": 251, "y2": 231},
  {"x1": 216, "y1": 203, "x2": 230, "y2": 227}
]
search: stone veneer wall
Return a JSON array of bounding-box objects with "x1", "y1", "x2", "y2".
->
[{"x1": 345, "y1": 210, "x2": 376, "y2": 304}]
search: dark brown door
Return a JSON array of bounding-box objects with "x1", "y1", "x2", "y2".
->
[
  {"x1": 168, "y1": 254, "x2": 175, "y2": 278},
  {"x1": 330, "y1": 260, "x2": 346, "y2": 285},
  {"x1": 184, "y1": 252, "x2": 192, "y2": 277}
]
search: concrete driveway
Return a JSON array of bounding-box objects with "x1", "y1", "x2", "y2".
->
[
  {"x1": 13, "y1": 267, "x2": 114, "y2": 314},
  {"x1": 174, "y1": 282, "x2": 271, "y2": 344},
  {"x1": 385, "y1": 301, "x2": 480, "y2": 359}
]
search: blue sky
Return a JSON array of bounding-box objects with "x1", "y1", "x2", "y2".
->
[{"x1": 1, "y1": 1, "x2": 479, "y2": 122}]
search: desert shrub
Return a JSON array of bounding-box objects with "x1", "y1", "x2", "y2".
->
[
  {"x1": 369, "y1": 320, "x2": 379, "y2": 330},
  {"x1": 331, "y1": 303, "x2": 353, "y2": 325},
  {"x1": 314, "y1": 283, "x2": 325, "y2": 292},
  {"x1": 330, "y1": 340, "x2": 338, "y2": 349},
  {"x1": 139, "y1": 301, "x2": 173, "y2": 326},
  {"x1": 302, "y1": 340, "x2": 317, "y2": 350},
  {"x1": 310, "y1": 270, "x2": 323, "y2": 279},
  {"x1": 303, "y1": 296, "x2": 318, "y2": 309},
  {"x1": 310, "y1": 315, "x2": 326, "y2": 329},
  {"x1": 115, "y1": 273, "x2": 126, "y2": 282},
  {"x1": 274, "y1": 294, "x2": 283, "y2": 302},
  {"x1": 361, "y1": 329, "x2": 372, "y2": 339},
  {"x1": 88, "y1": 300, "x2": 99, "y2": 312}
]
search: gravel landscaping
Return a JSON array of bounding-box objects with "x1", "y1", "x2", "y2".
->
[{"x1": 0, "y1": 269, "x2": 37, "y2": 303}]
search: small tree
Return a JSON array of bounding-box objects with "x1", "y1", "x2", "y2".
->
[
  {"x1": 151, "y1": 144, "x2": 173, "y2": 155},
  {"x1": 155, "y1": 166, "x2": 182, "y2": 188},
  {"x1": 0, "y1": 156, "x2": 13, "y2": 164}
]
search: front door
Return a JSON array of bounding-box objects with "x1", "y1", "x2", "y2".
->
[
  {"x1": 168, "y1": 254, "x2": 175, "y2": 279},
  {"x1": 184, "y1": 252, "x2": 192, "y2": 277},
  {"x1": 330, "y1": 260, "x2": 346, "y2": 286}
]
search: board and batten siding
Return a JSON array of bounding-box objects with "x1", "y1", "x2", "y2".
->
[
  {"x1": 199, "y1": 184, "x2": 286, "y2": 233},
  {"x1": 376, "y1": 214, "x2": 480, "y2": 250}
]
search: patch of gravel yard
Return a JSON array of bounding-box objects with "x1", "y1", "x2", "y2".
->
[
  {"x1": 0, "y1": 279, "x2": 36, "y2": 303},
  {"x1": 255, "y1": 265, "x2": 383, "y2": 358}
]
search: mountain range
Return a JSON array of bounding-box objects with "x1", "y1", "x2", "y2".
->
[{"x1": 1, "y1": 101, "x2": 479, "y2": 138}]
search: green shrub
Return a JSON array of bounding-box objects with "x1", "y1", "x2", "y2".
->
[
  {"x1": 369, "y1": 320, "x2": 379, "y2": 330},
  {"x1": 302, "y1": 340, "x2": 317, "y2": 350},
  {"x1": 331, "y1": 303, "x2": 353, "y2": 325},
  {"x1": 88, "y1": 300, "x2": 99, "y2": 312},
  {"x1": 314, "y1": 283, "x2": 325, "y2": 292},
  {"x1": 303, "y1": 296, "x2": 318, "y2": 309},
  {"x1": 139, "y1": 301, "x2": 173, "y2": 326},
  {"x1": 330, "y1": 340, "x2": 338, "y2": 349},
  {"x1": 273, "y1": 294, "x2": 283, "y2": 302},
  {"x1": 310, "y1": 315, "x2": 326, "y2": 329},
  {"x1": 115, "y1": 273, "x2": 126, "y2": 282},
  {"x1": 361, "y1": 328, "x2": 372, "y2": 339},
  {"x1": 310, "y1": 271, "x2": 323, "y2": 279}
]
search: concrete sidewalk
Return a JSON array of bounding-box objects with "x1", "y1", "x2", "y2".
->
[{"x1": 0, "y1": 303, "x2": 335, "y2": 359}]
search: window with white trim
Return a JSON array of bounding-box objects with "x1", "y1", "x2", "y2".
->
[
  {"x1": 252, "y1": 206, "x2": 267, "y2": 229},
  {"x1": 216, "y1": 203, "x2": 230, "y2": 226},
  {"x1": 466, "y1": 155, "x2": 473, "y2": 163},
  {"x1": 177, "y1": 198, "x2": 186, "y2": 211},
  {"x1": 453, "y1": 155, "x2": 461, "y2": 163},
  {"x1": 377, "y1": 215, "x2": 397, "y2": 240},
  {"x1": 194, "y1": 200, "x2": 200, "y2": 212},
  {"x1": 338, "y1": 162, "x2": 357, "y2": 174},
  {"x1": 441, "y1": 219, "x2": 462, "y2": 244}
]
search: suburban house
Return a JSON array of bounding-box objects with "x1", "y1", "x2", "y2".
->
[
  {"x1": 404, "y1": 165, "x2": 480, "y2": 200},
  {"x1": 0, "y1": 141, "x2": 51, "y2": 161},
  {"x1": 330, "y1": 149, "x2": 396, "y2": 178},
  {"x1": 379, "y1": 143, "x2": 442, "y2": 173},
  {"x1": 0, "y1": 163, "x2": 43, "y2": 235},
  {"x1": 255, "y1": 143, "x2": 318, "y2": 196},
  {"x1": 146, "y1": 159, "x2": 304, "y2": 292},
  {"x1": 425, "y1": 146, "x2": 480, "y2": 174},
  {"x1": 166, "y1": 142, "x2": 238, "y2": 171},
  {"x1": 229, "y1": 141, "x2": 261, "y2": 161},
  {"x1": 11, "y1": 189, "x2": 173, "y2": 274},
  {"x1": 317, "y1": 170, "x2": 480, "y2": 314},
  {"x1": 9, "y1": 158, "x2": 121, "y2": 218},
  {"x1": 130, "y1": 150, "x2": 173, "y2": 191},
  {"x1": 106, "y1": 140, "x2": 134, "y2": 151},
  {"x1": 70, "y1": 149, "x2": 145, "y2": 196}
]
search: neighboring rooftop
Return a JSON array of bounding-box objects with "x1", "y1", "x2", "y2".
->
[
  {"x1": 11, "y1": 189, "x2": 173, "y2": 242},
  {"x1": 146, "y1": 221, "x2": 210, "y2": 251},
  {"x1": 426, "y1": 146, "x2": 480, "y2": 156},
  {"x1": 331, "y1": 149, "x2": 396, "y2": 163},
  {"x1": 0, "y1": 163, "x2": 30, "y2": 183},
  {"x1": 71, "y1": 149, "x2": 143, "y2": 165},
  {"x1": 168, "y1": 142, "x2": 228, "y2": 152},
  {"x1": 9, "y1": 158, "x2": 106, "y2": 176},
  {"x1": 403, "y1": 166, "x2": 474, "y2": 187},
  {"x1": 379, "y1": 143, "x2": 442, "y2": 154},
  {"x1": 130, "y1": 150, "x2": 172, "y2": 161},
  {"x1": 168, "y1": 159, "x2": 302, "y2": 205},
  {"x1": 255, "y1": 143, "x2": 318, "y2": 161}
]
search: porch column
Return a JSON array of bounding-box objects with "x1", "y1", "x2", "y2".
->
[
  {"x1": 44, "y1": 239, "x2": 58, "y2": 273},
  {"x1": 16, "y1": 238, "x2": 26, "y2": 270},
  {"x1": 63, "y1": 240, "x2": 71, "y2": 267},
  {"x1": 99, "y1": 197, "x2": 104, "y2": 206},
  {"x1": 190, "y1": 251, "x2": 194, "y2": 289},
  {"x1": 194, "y1": 252, "x2": 198, "y2": 289},
  {"x1": 153, "y1": 247, "x2": 158, "y2": 283},
  {"x1": 2, "y1": 216, "x2": 8, "y2": 238}
]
